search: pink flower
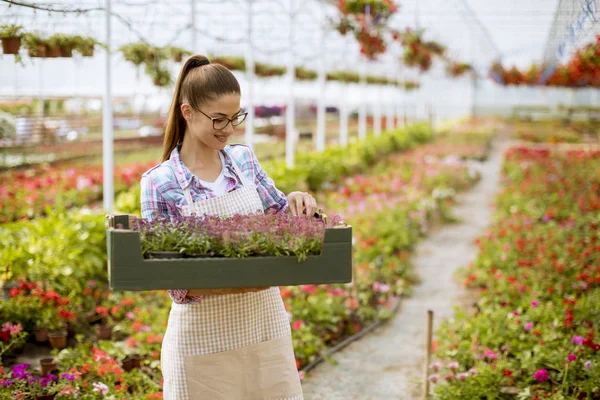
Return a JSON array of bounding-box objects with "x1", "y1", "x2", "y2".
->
[
  {"x1": 484, "y1": 350, "x2": 497, "y2": 360},
  {"x1": 530, "y1": 300, "x2": 539, "y2": 307},
  {"x1": 456, "y1": 373, "x2": 468, "y2": 381},
  {"x1": 468, "y1": 368, "x2": 477, "y2": 376},
  {"x1": 571, "y1": 335, "x2": 584, "y2": 345},
  {"x1": 300, "y1": 285, "x2": 318, "y2": 295},
  {"x1": 584, "y1": 361, "x2": 592, "y2": 369},
  {"x1": 292, "y1": 320, "x2": 305, "y2": 331},
  {"x1": 447, "y1": 361, "x2": 460, "y2": 370},
  {"x1": 428, "y1": 374, "x2": 439, "y2": 383},
  {"x1": 534, "y1": 369, "x2": 549, "y2": 382},
  {"x1": 567, "y1": 354, "x2": 577, "y2": 362},
  {"x1": 525, "y1": 322, "x2": 534, "y2": 331},
  {"x1": 92, "y1": 382, "x2": 109, "y2": 395},
  {"x1": 1, "y1": 323, "x2": 11, "y2": 332},
  {"x1": 9, "y1": 323, "x2": 22, "y2": 335},
  {"x1": 126, "y1": 312, "x2": 135, "y2": 320},
  {"x1": 429, "y1": 362, "x2": 442, "y2": 372},
  {"x1": 298, "y1": 371, "x2": 305, "y2": 382}
]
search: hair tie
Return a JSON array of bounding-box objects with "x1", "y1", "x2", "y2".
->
[{"x1": 192, "y1": 58, "x2": 210, "y2": 68}]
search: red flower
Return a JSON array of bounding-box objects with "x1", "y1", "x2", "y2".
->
[
  {"x1": 58, "y1": 297, "x2": 71, "y2": 306},
  {"x1": 292, "y1": 320, "x2": 305, "y2": 331},
  {"x1": 45, "y1": 291, "x2": 60, "y2": 302},
  {"x1": 95, "y1": 306, "x2": 109, "y2": 317},
  {"x1": 503, "y1": 370, "x2": 513, "y2": 376},
  {"x1": 9, "y1": 287, "x2": 20, "y2": 297},
  {"x1": 0, "y1": 331, "x2": 10, "y2": 342}
]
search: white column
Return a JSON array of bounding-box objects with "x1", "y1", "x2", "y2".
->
[
  {"x1": 358, "y1": 61, "x2": 367, "y2": 140},
  {"x1": 103, "y1": 0, "x2": 114, "y2": 212},
  {"x1": 386, "y1": 80, "x2": 395, "y2": 131},
  {"x1": 285, "y1": 0, "x2": 296, "y2": 168},
  {"x1": 190, "y1": 0, "x2": 197, "y2": 52},
  {"x1": 373, "y1": 84, "x2": 382, "y2": 136},
  {"x1": 339, "y1": 82, "x2": 348, "y2": 146},
  {"x1": 316, "y1": 0, "x2": 327, "y2": 152},
  {"x1": 396, "y1": 70, "x2": 403, "y2": 126},
  {"x1": 244, "y1": 0, "x2": 255, "y2": 149}
]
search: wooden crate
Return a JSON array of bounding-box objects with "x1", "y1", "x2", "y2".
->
[{"x1": 107, "y1": 215, "x2": 353, "y2": 291}]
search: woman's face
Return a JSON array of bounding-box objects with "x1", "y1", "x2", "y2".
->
[{"x1": 181, "y1": 93, "x2": 243, "y2": 150}]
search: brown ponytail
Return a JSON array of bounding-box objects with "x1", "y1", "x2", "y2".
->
[{"x1": 161, "y1": 54, "x2": 241, "y2": 162}]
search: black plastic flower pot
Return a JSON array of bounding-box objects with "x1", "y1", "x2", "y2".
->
[{"x1": 148, "y1": 251, "x2": 184, "y2": 259}]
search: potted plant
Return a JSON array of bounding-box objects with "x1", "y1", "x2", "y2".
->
[
  {"x1": 0, "y1": 24, "x2": 23, "y2": 55},
  {"x1": 295, "y1": 66, "x2": 318, "y2": 81},
  {"x1": 72, "y1": 35, "x2": 100, "y2": 57},
  {"x1": 119, "y1": 42, "x2": 154, "y2": 66},
  {"x1": 145, "y1": 63, "x2": 173, "y2": 87},
  {"x1": 47, "y1": 314, "x2": 68, "y2": 350},
  {"x1": 22, "y1": 32, "x2": 47, "y2": 58},
  {"x1": 210, "y1": 55, "x2": 246, "y2": 71},
  {"x1": 47, "y1": 34, "x2": 74, "y2": 57},
  {"x1": 255, "y1": 62, "x2": 287, "y2": 78},
  {"x1": 167, "y1": 46, "x2": 191, "y2": 62},
  {"x1": 1, "y1": 280, "x2": 19, "y2": 301},
  {"x1": 6, "y1": 364, "x2": 68, "y2": 400},
  {"x1": 0, "y1": 322, "x2": 27, "y2": 363},
  {"x1": 39, "y1": 357, "x2": 58, "y2": 376}
]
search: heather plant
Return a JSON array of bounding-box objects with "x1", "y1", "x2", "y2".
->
[{"x1": 134, "y1": 211, "x2": 345, "y2": 261}]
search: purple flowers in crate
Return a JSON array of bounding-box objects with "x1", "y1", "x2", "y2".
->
[{"x1": 134, "y1": 211, "x2": 345, "y2": 261}]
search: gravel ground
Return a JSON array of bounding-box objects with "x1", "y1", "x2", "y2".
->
[{"x1": 301, "y1": 139, "x2": 511, "y2": 400}]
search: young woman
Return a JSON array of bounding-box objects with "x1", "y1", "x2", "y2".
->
[{"x1": 140, "y1": 55, "x2": 314, "y2": 400}]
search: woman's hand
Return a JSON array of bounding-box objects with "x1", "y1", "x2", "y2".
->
[{"x1": 287, "y1": 191, "x2": 318, "y2": 217}]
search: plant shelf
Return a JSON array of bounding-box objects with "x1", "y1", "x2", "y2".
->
[{"x1": 107, "y1": 214, "x2": 353, "y2": 291}]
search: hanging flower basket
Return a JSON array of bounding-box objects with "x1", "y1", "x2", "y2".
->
[
  {"x1": 332, "y1": 16, "x2": 357, "y2": 36},
  {"x1": 0, "y1": 24, "x2": 22, "y2": 55},
  {"x1": 47, "y1": 34, "x2": 75, "y2": 58},
  {"x1": 338, "y1": 0, "x2": 398, "y2": 20},
  {"x1": 446, "y1": 61, "x2": 473, "y2": 78},
  {"x1": 255, "y1": 62, "x2": 287, "y2": 78},
  {"x1": 166, "y1": 46, "x2": 192, "y2": 63},
  {"x1": 1, "y1": 37, "x2": 21, "y2": 54},
  {"x1": 120, "y1": 42, "x2": 157, "y2": 67},
  {"x1": 211, "y1": 55, "x2": 246, "y2": 71},
  {"x1": 326, "y1": 70, "x2": 360, "y2": 83},
  {"x1": 23, "y1": 33, "x2": 47, "y2": 58},
  {"x1": 106, "y1": 213, "x2": 352, "y2": 291},
  {"x1": 295, "y1": 66, "x2": 318, "y2": 81},
  {"x1": 72, "y1": 35, "x2": 101, "y2": 57},
  {"x1": 355, "y1": 28, "x2": 387, "y2": 60}
]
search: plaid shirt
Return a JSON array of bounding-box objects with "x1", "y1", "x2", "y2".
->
[{"x1": 140, "y1": 143, "x2": 288, "y2": 304}]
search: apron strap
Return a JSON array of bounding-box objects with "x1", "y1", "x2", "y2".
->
[
  {"x1": 182, "y1": 186, "x2": 195, "y2": 207},
  {"x1": 226, "y1": 149, "x2": 253, "y2": 188}
]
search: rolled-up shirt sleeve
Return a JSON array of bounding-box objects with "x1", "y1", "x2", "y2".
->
[{"x1": 140, "y1": 174, "x2": 202, "y2": 304}]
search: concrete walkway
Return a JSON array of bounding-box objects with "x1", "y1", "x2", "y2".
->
[{"x1": 301, "y1": 139, "x2": 510, "y2": 400}]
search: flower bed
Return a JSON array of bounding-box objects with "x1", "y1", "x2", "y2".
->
[
  {"x1": 0, "y1": 127, "x2": 493, "y2": 398},
  {"x1": 0, "y1": 162, "x2": 155, "y2": 223},
  {"x1": 429, "y1": 146, "x2": 600, "y2": 399}
]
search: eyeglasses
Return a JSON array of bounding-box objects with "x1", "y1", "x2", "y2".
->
[{"x1": 195, "y1": 108, "x2": 248, "y2": 130}]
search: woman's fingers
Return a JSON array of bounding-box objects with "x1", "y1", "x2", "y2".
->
[
  {"x1": 294, "y1": 195, "x2": 304, "y2": 216},
  {"x1": 288, "y1": 192, "x2": 319, "y2": 216},
  {"x1": 305, "y1": 193, "x2": 317, "y2": 216}
]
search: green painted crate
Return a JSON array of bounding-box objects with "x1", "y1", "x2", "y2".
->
[{"x1": 107, "y1": 215, "x2": 353, "y2": 291}]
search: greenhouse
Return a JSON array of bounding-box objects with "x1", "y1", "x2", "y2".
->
[{"x1": 0, "y1": 0, "x2": 599, "y2": 399}]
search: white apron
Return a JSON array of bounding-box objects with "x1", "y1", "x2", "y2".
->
[{"x1": 160, "y1": 154, "x2": 303, "y2": 400}]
